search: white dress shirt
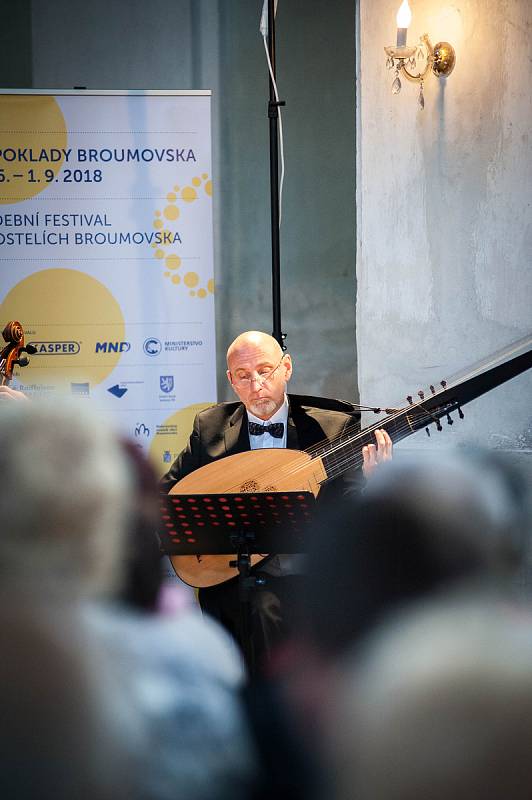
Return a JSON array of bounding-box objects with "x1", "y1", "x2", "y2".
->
[{"x1": 247, "y1": 395, "x2": 288, "y2": 450}]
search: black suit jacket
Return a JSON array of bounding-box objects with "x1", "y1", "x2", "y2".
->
[{"x1": 160, "y1": 393, "x2": 362, "y2": 496}]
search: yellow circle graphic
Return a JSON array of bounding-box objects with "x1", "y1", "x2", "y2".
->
[
  {"x1": 181, "y1": 186, "x2": 197, "y2": 202},
  {"x1": 0, "y1": 268, "x2": 125, "y2": 390},
  {"x1": 164, "y1": 204, "x2": 179, "y2": 221},
  {"x1": 165, "y1": 255, "x2": 181, "y2": 270},
  {"x1": 184, "y1": 272, "x2": 199, "y2": 288},
  {"x1": 0, "y1": 95, "x2": 68, "y2": 204},
  {"x1": 149, "y1": 402, "x2": 214, "y2": 478}
]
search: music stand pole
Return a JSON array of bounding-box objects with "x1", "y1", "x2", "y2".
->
[
  {"x1": 266, "y1": 0, "x2": 286, "y2": 351},
  {"x1": 229, "y1": 532, "x2": 262, "y2": 675}
]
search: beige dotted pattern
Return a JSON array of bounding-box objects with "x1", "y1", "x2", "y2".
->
[{"x1": 152, "y1": 174, "x2": 215, "y2": 299}]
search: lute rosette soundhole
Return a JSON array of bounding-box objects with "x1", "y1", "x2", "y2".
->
[{"x1": 239, "y1": 480, "x2": 260, "y2": 493}]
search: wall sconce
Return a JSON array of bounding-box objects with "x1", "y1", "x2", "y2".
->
[{"x1": 384, "y1": 0, "x2": 456, "y2": 109}]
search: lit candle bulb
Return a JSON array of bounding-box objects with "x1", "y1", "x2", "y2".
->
[{"x1": 396, "y1": 0, "x2": 412, "y2": 47}]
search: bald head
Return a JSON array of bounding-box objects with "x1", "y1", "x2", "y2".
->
[
  {"x1": 226, "y1": 331, "x2": 282, "y2": 367},
  {"x1": 226, "y1": 330, "x2": 292, "y2": 420}
]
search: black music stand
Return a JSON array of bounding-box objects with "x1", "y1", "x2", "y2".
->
[{"x1": 158, "y1": 491, "x2": 317, "y2": 672}]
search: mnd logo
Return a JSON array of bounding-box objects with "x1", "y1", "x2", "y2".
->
[
  {"x1": 29, "y1": 341, "x2": 80, "y2": 355},
  {"x1": 95, "y1": 341, "x2": 131, "y2": 353},
  {"x1": 135, "y1": 423, "x2": 150, "y2": 438}
]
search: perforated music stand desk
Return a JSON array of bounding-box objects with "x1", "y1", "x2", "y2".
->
[
  {"x1": 158, "y1": 490, "x2": 317, "y2": 556},
  {"x1": 158, "y1": 490, "x2": 317, "y2": 675}
]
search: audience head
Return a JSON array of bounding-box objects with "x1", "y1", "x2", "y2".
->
[
  {"x1": 300, "y1": 448, "x2": 528, "y2": 659},
  {"x1": 0, "y1": 399, "x2": 131, "y2": 598},
  {"x1": 329, "y1": 596, "x2": 532, "y2": 800}
]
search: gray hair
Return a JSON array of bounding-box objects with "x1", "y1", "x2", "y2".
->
[
  {"x1": 330, "y1": 596, "x2": 532, "y2": 800},
  {"x1": 0, "y1": 399, "x2": 131, "y2": 597}
]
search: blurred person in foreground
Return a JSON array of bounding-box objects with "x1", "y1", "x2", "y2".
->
[
  {"x1": 0, "y1": 400, "x2": 257, "y2": 800},
  {"x1": 0, "y1": 398, "x2": 133, "y2": 800},
  {"x1": 86, "y1": 436, "x2": 257, "y2": 800},
  {"x1": 300, "y1": 448, "x2": 528, "y2": 662},
  {"x1": 328, "y1": 595, "x2": 532, "y2": 800},
  {"x1": 245, "y1": 449, "x2": 529, "y2": 800}
]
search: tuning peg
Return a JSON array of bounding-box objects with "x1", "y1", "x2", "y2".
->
[
  {"x1": 23, "y1": 344, "x2": 37, "y2": 355},
  {"x1": 418, "y1": 390, "x2": 425, "y2": 400},
  {"x1": 14, "y1": 357, "x2": 29, "y2": 368},
  {"x1": 440, "y1": 380, "x2": 447, "y2": 389},
  {"x1": 406, "y1": 395, "x2": 413, "y2": 405},
  {"x1": 458, "y1": 407, "x2": 464, "y2": 419},
  {"x1": 436, "y1": 419, "x2": 443, "y2": 431},
  {"x1": 446, "y1": 414, "x2": 453, "y2": 425},
  {"x1": 425, "y1": 427, "x2": 431, "y2": 437},
  {"x1": 429, "y1": 385, "x2": 436, "y2": 394}
]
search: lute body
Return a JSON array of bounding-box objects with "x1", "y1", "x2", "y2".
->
[{"x1": 169, "y1": 447, "x2": 325, "y2": 587}]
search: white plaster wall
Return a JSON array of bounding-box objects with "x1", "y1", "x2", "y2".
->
[{"x1": 357, "y1": 0, "x2": 531, "y2": 451}]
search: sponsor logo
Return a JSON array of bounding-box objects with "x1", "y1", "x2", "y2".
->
[
  {"x1": 17, "y1": 383, "x2": 55, "y2": 394},
  {"x1": 163, "y1": 339, "x2": 203, "y2": 352},
  {"x1": 28, "y1": 341, "x2": 80, "y2": 355},
  {"x1": 159, "y1": 375, "x2": 174, "y2": 394},
  {"x1": 156, "y1": 423, "x2": 178, "y2": 436},
  {"x1": 95, "y1": 341, "x2": 131, "y2": 353},
  {"x1": 107, "y1": 384, "x2": 128, "y2": 399},
  {"x1": 143, "y1": 337, "x2": 162, "y2": 356},
  {"x1": 135, "y1": 422, "x2": 150, "y2": 438},
  {"x1": 71, "y1": 382, "x2": 89, "y2": 396},
  {"x1": 163, "y1": 450, "x2": 172, "y2": 463}
]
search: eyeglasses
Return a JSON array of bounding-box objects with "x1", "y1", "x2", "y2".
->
[{"x1": 231, "y1": 356, "x2": 285, "y2": 389}]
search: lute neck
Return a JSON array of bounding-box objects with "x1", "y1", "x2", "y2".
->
[{"x1": 310, "y1": 338, "x2": 532, "y2": 484}]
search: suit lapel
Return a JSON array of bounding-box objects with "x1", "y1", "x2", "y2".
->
[
  {"x1": 287, "y1": 397, "x2": 302, "y2": 450},
  {"x1": 223, "y1": 404, "x2": 251, "y2": 455}
]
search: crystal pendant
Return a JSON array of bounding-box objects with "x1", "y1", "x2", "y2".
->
[
  {"x1": 386, "y1": 57, "x2": 394, "y2": 70},
  {"x1": 418, "y1": 83, "x2": 425, "y2": 110},
  {"x1": 392, "y1": 75, "x2": 401, "y2": 94}
]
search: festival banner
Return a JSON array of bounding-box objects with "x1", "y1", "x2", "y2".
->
[{"x1": 0, "y1": 90, "x2": 216, "y2": 475}]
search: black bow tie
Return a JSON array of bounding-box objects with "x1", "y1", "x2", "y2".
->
[{"x1": 248, "y1": 421, "x2": 285, "y2": 439}]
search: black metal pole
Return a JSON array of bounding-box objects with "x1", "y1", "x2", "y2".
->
[{"x1": 266, "y1": 0, "x2": 286, "y2": 350}]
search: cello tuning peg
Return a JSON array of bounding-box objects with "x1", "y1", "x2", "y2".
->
[
  {"x1": 458, "y1": 407, "x2": 464, "y2": 419},
  {"x1": 440, "y1": 380, "x2": 447, "y2": 389},
  {"x1": 446, "y1": 414, "x2": 453, "y2": 425},
  {"x1": 14, "y1": 357, "x2": 29, "y2": 368},
  {"x1": 425, "y1": 427, "x2": 431, "y2": 437},
  {"x1": 418, "y1": 390, "x2": 425, "y2": 400},
  {"x1": 429, "y1": 384, "x2": 436, "y2": 394},
  {"x1": 436, "y1": 419, "x2": 443, "y2": 431},
  {"x1": 23, "y1": 344, "x2": 37, "y2": 355},
  {"x1": 406, "y1": 395, "x2": 413, "y2": 405}
]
